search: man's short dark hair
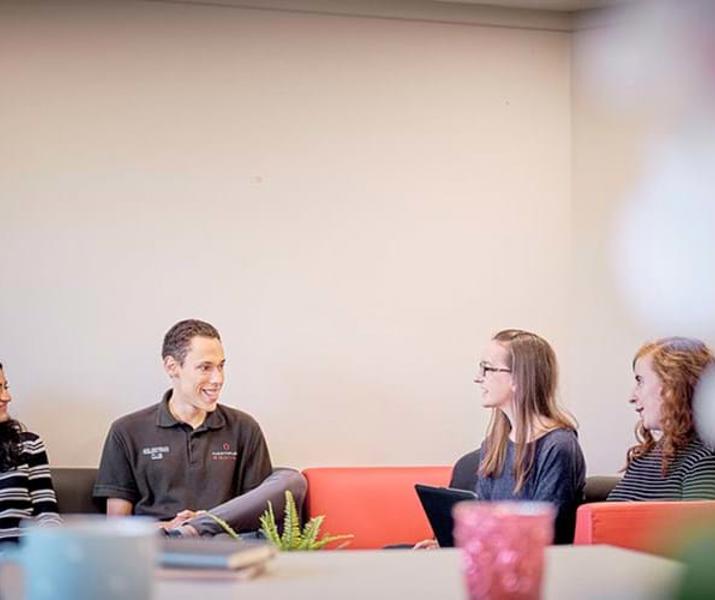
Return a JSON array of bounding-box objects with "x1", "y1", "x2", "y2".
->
[{"x1": 162, "y1": 319, "x2": 221, "y2": 365}]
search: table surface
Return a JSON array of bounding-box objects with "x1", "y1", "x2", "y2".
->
[
  {"x1": 0, "y1": 544, "x2": 682, "y2": 599},
  {"x1": 156, "y1": 545, "x2": 683, "y2": 600}
]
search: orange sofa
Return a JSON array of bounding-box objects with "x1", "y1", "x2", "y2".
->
[
  {"x1": 303, "y1": 469, "x2": 715, "y2": 555},
  {"x1": 574, "y1": 500, "x2": 715, "y2": 557},
  {"x1": 302, "y1": 466, "x2": 451, "y2": 549}
]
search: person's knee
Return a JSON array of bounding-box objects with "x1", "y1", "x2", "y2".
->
[{"x1": 274, "y1": 468, "x2": 307, "y2": 503}]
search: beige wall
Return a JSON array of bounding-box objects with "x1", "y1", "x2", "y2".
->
[
  {"x1": 569, "y1": 22, "x2": 715, "y2": 474},
  {"x1": 569, "y1": 26, "x2": 648, "y2": 475},
  {"x1": 2, "y1": 1, "x2": 576, "y2": 469}
]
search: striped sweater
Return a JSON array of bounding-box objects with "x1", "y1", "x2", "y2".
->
[
  {"x1": 608, "y1": 437, "x2": 715, "y2": 501},
  {"x1": 0, "y1": 431, "x2": 62, "y2": 543}
]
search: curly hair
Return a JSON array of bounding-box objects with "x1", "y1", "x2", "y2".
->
[
  {"x1": 0, "y1": 419, "x2": 24, "y2": 472},
  {"x1": 626, "y1": 337, "x2": 715, "y2": 474},
  {"x1": 0, "y1": 363, "x2": 23, "y2": 472}
]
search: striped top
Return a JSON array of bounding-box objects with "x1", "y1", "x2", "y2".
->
[
  {"x1": 0, "y1": 431, "x2": 62, "y2": 543},
  {"x1": 608, "y1": 437, "x2": 715, "y2": 501}
]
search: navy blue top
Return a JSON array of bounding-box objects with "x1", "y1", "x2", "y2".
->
[{"x1": 450, "y1": 428, "x2": 586, "y2": 544}]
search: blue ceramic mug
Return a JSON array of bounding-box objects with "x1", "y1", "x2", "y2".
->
[{"x1": 0, "y1": 516, "x2": 157, "y2": 600}]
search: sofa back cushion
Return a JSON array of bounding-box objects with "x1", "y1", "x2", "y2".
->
[
  {"x1": 582, "y1": 476, "x2": 620, "y2": 503},
  {"x1": 302, "y1": 466, "x2": 451, "y2": 549},
  {"x1": 51, "y1": 467, "x2": 103, "y2": 514}
]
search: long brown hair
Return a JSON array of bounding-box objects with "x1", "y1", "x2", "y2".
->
[
  {"x1": 626, "y1": 337, "x2": 715, "y2": 474},
  {"x1": 478, "y1": 329, "x2": 576, "y2": 492}
]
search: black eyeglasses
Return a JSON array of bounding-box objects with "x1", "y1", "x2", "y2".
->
[{"x1": 475, "y1": 361, "x2": 512, "y2": 379}]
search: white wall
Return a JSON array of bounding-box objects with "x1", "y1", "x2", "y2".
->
[
  {"x1": 569, "y1": 20, "x2": 715, "y2": 474},
  {"x1": 1, "y1": 1, "x2": 573, "y2": 469},
  {"x1": 569, "y1": 25, "x2": 655, "y2": 475}
]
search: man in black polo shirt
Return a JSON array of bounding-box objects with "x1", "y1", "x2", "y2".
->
[{"x1": 93, "y1": 319, "x2": 305, "y2": 536}]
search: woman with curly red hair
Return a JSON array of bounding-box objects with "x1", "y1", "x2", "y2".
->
[{"x1": 608, "y1": 337, "x2": 715, "y2": 501}]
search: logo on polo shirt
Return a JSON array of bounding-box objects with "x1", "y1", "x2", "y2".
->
[
  {"x1": 142, "y1": 446, "x2": 170, "y2": 460},
  {"x1": 211, "y1": 442, "x2": 238, "y2": 461}
]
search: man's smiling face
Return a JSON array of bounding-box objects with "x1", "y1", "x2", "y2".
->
[{"x1": 167, "y1": 335, "x2": 225, "y2": 413}]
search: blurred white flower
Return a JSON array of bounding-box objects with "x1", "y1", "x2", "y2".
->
[
  {"x1": 612, "y1": 125, "x2": 715, "y2": 338},
  {"x1": 577, "y1": 0, "x2": 715, "y2": 117},
  {"x1": 694, "y1": 366, "x2": 715, "y2": 449}
]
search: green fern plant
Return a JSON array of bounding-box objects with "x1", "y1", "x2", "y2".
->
[
  {"x1": 259, "y1": 490, "x2": 353, "y2": 551},
  {"x1": 200, "y1": 490, "x2": 352, "y2": 551}
]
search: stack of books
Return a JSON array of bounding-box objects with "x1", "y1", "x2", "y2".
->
[{"x1": 158, "y1": 537, "x2": 276, "y2": 580}]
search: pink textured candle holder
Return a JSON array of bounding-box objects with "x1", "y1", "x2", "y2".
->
[{"x1": 453, "y1": 501, "x2": 555, "y2": 600}]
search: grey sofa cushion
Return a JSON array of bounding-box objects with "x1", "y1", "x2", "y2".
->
[
  {"x1": 583, "y1": 475, "x2": 621, "y2": 503},
  {"x1": 51, "y1": 467, "x2": 102, "y2": 514}
]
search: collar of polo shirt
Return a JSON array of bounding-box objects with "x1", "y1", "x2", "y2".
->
[{"x1": 156, "y1": 390, "x2": 227, "y2": 431}]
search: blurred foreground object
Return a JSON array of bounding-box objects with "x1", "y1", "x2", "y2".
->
[
  {"x1": 612, "y1": 135, "x2": 715, "y2": 338},
  {"x1": 694, "y1": 367, "x2": 715, "y2": 448},
  {"x1": 674, "y1": 520, "x2": 715, "y2": 600},
  {"x1": 577, "y1": 0, "x2": 715, "y2": 338},
  {"x1": 578, "y1": 0, "x2": 715, "y2": 115},
  {"x1": 453, "y1": 501, "x2": 554, "y2": 600}
]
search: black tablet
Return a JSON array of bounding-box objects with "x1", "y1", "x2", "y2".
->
[{"x1": 414, "y1": 484, "x2": 478, "y2": 547}]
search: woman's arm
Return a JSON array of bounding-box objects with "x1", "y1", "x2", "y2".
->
[
  {"x1": 682, "y1": 452, "x2": 715, "y2": 499},
  {"x1": 25, "y1": 435, "x2": 62, "y2": 526},
  {"x1": 530, "y1": 434, "x2": 586, "y2": 544}
]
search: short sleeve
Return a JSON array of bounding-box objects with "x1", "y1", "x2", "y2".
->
[
  {"x1": 93, "y1": 425, "x2": 139, "y2": 504},
  {"x1": 532, "y1": 439, "x2": 585, "y2": 503},
  {"x1": 531, "y1": 434, "x2": 586, "y2": 543},
  {"x1": 237, "y1": 422, "x2": 273, "y2": 494}
]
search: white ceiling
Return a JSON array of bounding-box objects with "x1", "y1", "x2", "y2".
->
[
  {"x1": 436, "y1": 0, "x2": 616, "y2": 10},
  {"x1": 164, "y1": 0, "x2": 616, "y2": 30},
  {"x1": 167, "y1": 0, "x2": 620, "y2": 15}
]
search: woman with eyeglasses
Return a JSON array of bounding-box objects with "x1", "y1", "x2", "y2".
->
[
  {"x1": 0, "y1": 362, "x2": 61, "y2": 545},
  {"x1": 608, "y1": 337, "x2": 715, "y2": 501},
  {"x1": 416, "y1": 329, "x2": 585, "y2": 548}
]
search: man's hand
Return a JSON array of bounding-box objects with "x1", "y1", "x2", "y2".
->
[
  {"x1": 158, "y1": 509, "x2": 198, "y2": 529},
  {"x1": 156, "y1": 509, "x2": 200, "y2": 537},
  {"x1": 168, "y1": 509, "x2": 199, "y2": 528},
  {"x1": 158, "y1": 522, "x2": 199, "y2": 537},
  {"x1": 413, "y1": 538, "x2": 439, "y2": 550}
]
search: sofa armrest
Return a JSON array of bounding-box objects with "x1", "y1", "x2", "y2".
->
[{"x1": 574, "y1": 500, "x2": 715, "y2": 557}]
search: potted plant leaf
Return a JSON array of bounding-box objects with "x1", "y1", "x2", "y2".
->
[{"x1": 201, "y1": 490, "x2": 353, "y2": 550}]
